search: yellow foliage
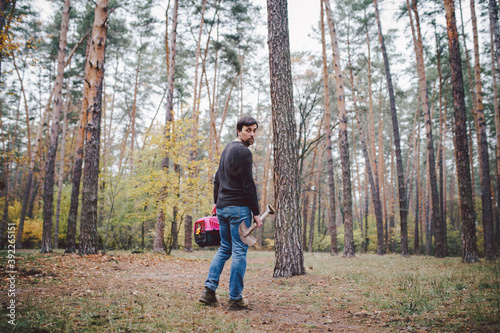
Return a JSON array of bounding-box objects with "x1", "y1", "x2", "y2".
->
[
  {"x1": 127, "y1": 117, "x2": 218, "y2": 220},
  {"x1": 22, "y1": 217, "x2": 43, "y2": 246}
]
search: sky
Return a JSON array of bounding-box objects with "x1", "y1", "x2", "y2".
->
[{"x1": 30, "y1": 0, "x2": 481, "y2": 118}]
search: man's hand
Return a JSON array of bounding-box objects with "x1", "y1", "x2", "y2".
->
[{"x1": 253, "y1": 215, "x2": 263, "y2": 228}]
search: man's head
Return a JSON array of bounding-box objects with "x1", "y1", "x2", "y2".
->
[{"x1": 236, "y1": 116, "x2": 259, "y2": 147}]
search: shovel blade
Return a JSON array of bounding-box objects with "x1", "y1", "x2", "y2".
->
[{"x1": 238, "y1": 222, "x2": 257, "y2": 246}]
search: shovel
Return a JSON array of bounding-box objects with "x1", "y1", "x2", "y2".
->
[{"x1": 238, "y1": 204, "x2": 276, "y2": 246}]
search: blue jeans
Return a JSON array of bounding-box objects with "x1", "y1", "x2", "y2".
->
[{"x1": 204, "y1": 206, "x2": 252, "y2": 300}]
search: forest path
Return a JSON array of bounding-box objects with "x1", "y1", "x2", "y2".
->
[{"x1": 3, "y1": 250, "x2": 393, "y2": 332}]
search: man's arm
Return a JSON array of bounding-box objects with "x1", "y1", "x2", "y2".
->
[
  {"x1": 237, "y1": 146, "x2": 260, "y2": 216},
  {"x1": 213, "y1": 169, "x2": 220, "y2": 205}
]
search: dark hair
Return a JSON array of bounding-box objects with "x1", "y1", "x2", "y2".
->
[{"x1": 236, "y1": 116, "x2": 258, "y2": 136}]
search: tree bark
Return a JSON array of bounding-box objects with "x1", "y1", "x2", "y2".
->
[
  {"x1": 267, "y1": 0, "x2": 304, "y2": 277},
  {"x1": 184, "y1": 215, "x2": 192, "y2": 252},
  {"x1": 40, "y1": 0, "x2": 71, "y2": 253},
  {"x1": 309, "y1": 145, "x2": 324, "y2": 252},
  {"x1": 66, "y1": 39, "x2": 91, "y2": 254},
  {"x1": 414, "y1": 122, "x2": 421, "y2": 255},
  {"x1": 54, "y1": 93, "x2": 71, "y2": 249},
  {"x1": 490, "y1": 6, "x2": 500, "y2": 245},
  {"x1": 320, "y1": 0, "x2": 337, "y2": 256},
  {"x1": 436, "y1": 29, "x2": 447, "y2": 256},
  {"x1": 489, "y1": 0, "x2": 500, "y2": 73},
  {"x1": 79, "y1": 0, "x2": 109, "y2": 255},
  {"x1": 364, "y1": 8, "x2": 379, "y2": 201},
  {"x1": 323, "y1": 0, "x2": 353, "y2": 258},
  {"x1": 185, "y1": 0, "x2": 208, "y2": 246},
  {"x1": 470, "y1": 0, "x2": 495, "y2": 260},
  {"x1": 373, "y1": 0, "x2": 409, "y2": 256},
  {"x1": 154, "y1": 0, "x2": 178, "y2": 253},
  {"x1": 443, "y1": 0, "x2": 478, "y2": 263},
  {"x1": 259, "y1": 121, "x2": 273, "y2": 246},
  {"x1": 377, "y1": 87, "x2": 387, "y2": 255},
  {"x1": 406, "y1": 0, "x2": 442, "y2": 257}
]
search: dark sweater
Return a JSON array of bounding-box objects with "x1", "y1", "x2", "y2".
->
[{"x1": 213, "y1": 141, "x2": 260, "y2": 215}]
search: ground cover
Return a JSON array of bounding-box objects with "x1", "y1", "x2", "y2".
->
[{"x1": 0, "y1": 250, "x2": 499, "y2": 332}]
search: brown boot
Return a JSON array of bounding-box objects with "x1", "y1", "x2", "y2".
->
[
  {"x1": 199, "y1": 287, "x2": 219, "y2": 306},
  {"x1": 228, "y1": 297, "x2": 249, "y2": 310}
]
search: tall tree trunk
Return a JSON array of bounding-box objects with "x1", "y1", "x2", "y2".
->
[
  {"x1": 154, "y1": 0, "x2": 178, "y2": 253},
  {"x1": 259, "y1": 121, "x2": 273, "y2": 246},
  {"x1": 40, "y1": 0, "x2": 71, "y2": 253},
  {"x1": 406, "y1": 0, "x2": 442, "y2": 257},
  {"x1": 79, "y1": 0, "x2": 109, "y2": 255},
  {"x1": 54, "y1": 94, "x2": 71, "y2": 249},
  {"x1": 320, "y1": 0, "x2": 337, "y2": 255},
  {"x1": 470, "y1": 0, "x2": 495, "y2": 260},
  {"x1": 490, "y1": 8, "x2": 500, "y2": 245},
  {"x1": 436, "y1": 29, "x2": 447, "y2": 256},
  {"x1": 364, "y1": 8, "x2": 379, "y2": 201},
  {"x1": 153, "y1": 205, "x2": 166, "y2": 252},
  {"x1": 443, "y1": 0, "x2": 478, "y2": 263},
  {"x1": 346, "y1": 16, "x2": 385, "y2": 256},
  {"x1": 373, "y1": 0, "x2": 409, "y2": 256},
  {"x1": 389, "y1": 141, "x2": 395, "y2": 253},
  {"x1": 309, "y1": 145, "x2": 324, "y2": 252},
  {"x1": 185, "y1": 0, "x2": 207, "y2": 250},
  {"x1": 0, "y1": 108, "x2": 9, "y2": 248},
  {"x1": 267, "y1": 0, "x2": 304, "y2": 277},
  {"x1": 184, "y1": 215, "x2": 192, "y2": 252},
  {"x1": 489, "y1": 0, "x2": 500, "y2": 74},
  {"x1": 378, "y1": 88, "x2": 387, "y2": 255},
  {"x1": 414, "y1": 122, "x2": 421, "y2": 255},
  {"x1": 302, "y1": 179, "x2": 310, "y2": 249},
  {"x1": 66, "y1": 40, "x2": 91, "y2": 254},
  {"x1": 324, "y1": 0, "x2": 354, "y2": 258}
]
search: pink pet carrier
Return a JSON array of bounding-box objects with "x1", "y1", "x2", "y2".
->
[{"x1": 194, "y1": 207, "x2": 221, "y2": 247}]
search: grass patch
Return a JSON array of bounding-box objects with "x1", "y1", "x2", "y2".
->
[{"x1": 0, "y1": 250, "x2": 498, "y2": 332}]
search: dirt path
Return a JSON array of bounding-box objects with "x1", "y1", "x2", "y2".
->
[{"x1": 1, "y1": 251, "x2": 393, "y2": 332}]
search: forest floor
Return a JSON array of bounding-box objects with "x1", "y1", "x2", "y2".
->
[{"x1": 0, "y1": 249, "x2": 499, "y2": 332}]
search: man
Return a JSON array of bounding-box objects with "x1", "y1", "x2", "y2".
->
[{"x1": 199, "y1": 116, "x2": 263, "y2": 310}]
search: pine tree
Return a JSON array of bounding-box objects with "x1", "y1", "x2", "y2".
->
[{"x1": 267, "y1": 0, "x2": 304, "y2": 277}]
